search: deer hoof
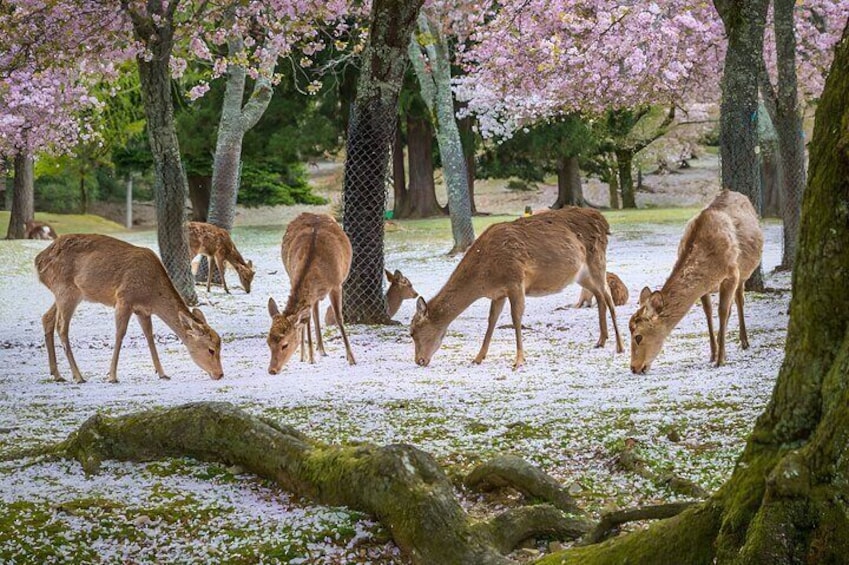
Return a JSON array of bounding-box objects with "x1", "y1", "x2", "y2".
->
[
  {"x1": 159, "y1": 374, "x2": 171, "y2": 381},
  {"x1": 472, "y1": 356, "x2": 484, "y2": 365}
]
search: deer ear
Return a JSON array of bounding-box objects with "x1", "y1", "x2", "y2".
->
[
  {"x1": 639, "y1": 287, "x2": 652, "y2": 305},
  {"x1": 649, "y1": 291, "x2": 665, "y2": 314},
  {"x1": 247, "y1": 260, "x2": 253, "y2": 270},
  {"x1": 178, "y1": 310, "x2": 194, "y2": 330},
  {"x1": 296, "y1": 307, "x2": 311, "y2": 324},
  {"x1": 416, "y1": 296, "x2": 428, "y2": 316},
  {"x1": 191, "y1": 308, "x2": 207, "y2": 325},
  {"x1": 268, "y1": 297, "x2": 280, "y2": 318},
  {"x1": 385, "y1": 269, "x2": 394, "y2": 282}
]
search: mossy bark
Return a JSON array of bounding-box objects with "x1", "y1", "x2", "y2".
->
[{"x1": 6, "y1": 152, "x2": 34, "y2": 239}]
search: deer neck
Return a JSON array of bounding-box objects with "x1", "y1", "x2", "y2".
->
[
  {"x1": 428, "y1": 278, "x2": 481, "y2": 328},
  {"x1": 152, "y1": 290, "x2": 194, "y2": 342},
  {"x1": 657, "y1": 262, "x2": 713, "y2": 330},
  {"x1": 386, "y1": 287, "x2": 404, "y2": 318}
]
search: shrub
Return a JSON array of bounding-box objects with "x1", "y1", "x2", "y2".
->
[{"x1": 237, "y1": 163, "x2": 326, "y2": 207}]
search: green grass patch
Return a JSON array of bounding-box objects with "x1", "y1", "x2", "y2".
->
[{"x1": 0, "y1": 211, "x2": 127, "y2": 235}]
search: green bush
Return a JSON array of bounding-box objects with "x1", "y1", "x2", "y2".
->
[{"x1": 237, "y1": 163, "x2": 326, "y2": 207}]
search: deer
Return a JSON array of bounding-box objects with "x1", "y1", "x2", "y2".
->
[
  {"x1": 266, "y1": 213, "x2": 356, "y2": 374},
  {"x1": 629, "y1": 190, "x2": 764, "y2": 374},
  {"x1": 324, "y1": 268, "x2": 418, "y2": 325},
  {"x1": 575, "y1": 272, "x2": 629, "y2": 307},
  {"x1": 411, "y1": 207, "x2": 624, "y2": 369},
  {"x1": 35, "y1": 234, "x2": 224, "y2": 383},
  {"x1": 25, "y1": 220, "x2": 57, "y2": 240},
  {"x1": 187, "y1": 222, "x2": 255, "y2": 294}
]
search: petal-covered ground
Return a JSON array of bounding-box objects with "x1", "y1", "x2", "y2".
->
[{"x1": 0, "y1": 213, "x2": 789, "y2": 563}]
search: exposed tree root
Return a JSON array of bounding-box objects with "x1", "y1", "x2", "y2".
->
[
  {"x1": 613, "y1": 440, "x2": 708, "y2": 499},
  {"x1": 465, "y1": 454, "x2": 583, "y2": 515},
  {"x1": 476, "y1": 505, "x2": 592, "y2": 554},
  {"x1": 578, "y1": 502, "x2": 696, "y2": 545}
]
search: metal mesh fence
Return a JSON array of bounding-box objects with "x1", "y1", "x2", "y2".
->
[{"x1": 340, "y1": 99, "x2": 397, "y2": 324}]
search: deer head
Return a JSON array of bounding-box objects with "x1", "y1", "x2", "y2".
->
[
  {"x1": 266, "y1": 297, "x2": 309, "y2": 374},
  {"x1": 410, "y1": 297, "x2": 447, "y2": 367},
  {"x1": 236, "y1": 260, "x2": 256, "y2": 293},
  {"x1": 386, "y1": 269, "x2": 419, "y2": 300},
  {"x1": 177, "y1": 308, "x2": 224, "y2": 379},
  {"x1": 629, "y1": 287, "x2": 670, "y2": 374}
]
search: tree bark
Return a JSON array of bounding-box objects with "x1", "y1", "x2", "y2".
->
[
  {"x1": 458, "y1": 115, "x2": 479, "y2": 214},
  {"x1": 409, "y1": 14, "x2": 475, "y2": 253},
  {"x1": 607, "y1": 159, "x2": 620, "y2": 210},
  {"x1": 714, "y1": 0, "x2": 770, "y2": 290},
  {"x1": 391, "y1": 121, "x2": 409, "y2": 218},
  {"x1": 6, "y1": 152, "x2": 34, "y2": 239},
  {"x1": 342, "y1": 0, "x2": 425, "y2": 324},
  {"x1": 127, "y1": 3, "x2": 196, "y2": 304},
  {"x1": 206, "y1": 23, "x2": 276, "y2": 233},
  {"x1": 615, "y1": 149, "x2": 636, "y2": 209},
  {"x1": 400, "y1": 114, "x2": 442, "y2": 218},
  {"x1": 771, "y1": 0, "x2": 805, "y2": 271},
  {"x1": 552, "y1": 156, "x2": 585, "y2": 209},
  {"x1": 187, "y1": 175, "x2": 211, "y2": 221}
]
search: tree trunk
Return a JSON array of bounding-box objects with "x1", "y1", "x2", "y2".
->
[
  {"x1": 342, "y1": 0, "x2": 425, "y2": 324},
  {"x1": 458, "y1": 115, "x2": 479, "y2": 214},
  {"x1": 607, "y1": 159, "x2": 620, "y2": 210},
  {"x1": 206, "y1": 28, "x2": 275, "y2": 234},
  {"x1": 399, "y1": 114, "x2": 441, "y2": 218},
  {"x1": 130, "y1": 7, "x2": 196, "y2": 305},
  {"x1": 409, "y1": 14, "x2": 475, "y2": 253},
  {"x1": 552, "y1": 156, "x2": 584, "y2": 209},
  {"x1": 772, "y1": 0, "x2": 805, "y2": 271},
  {"x1": 391, "y1": 121, "x2": 409, "y2": 218},
  {"x1": 760, "y1": 148, "x2": 781, "y2": 217},
  {"x1": 6, "y1": 152, "x2": 34, "y2": 239},
  {"x1": 715, "y1": 0, "x2": 770, "y2": 290},
  {"x1": 615, "y1": 149, "x2": 636, "y2": 209},
  {"x1": 79, "y1": 170, "x2": 88, "y2": 214},
  {"x1": 187, "y1": 175, "x2": 211, "y2": 221}
]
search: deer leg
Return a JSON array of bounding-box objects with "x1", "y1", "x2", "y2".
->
[
  {"x1": 107, "y1": 303, "x2": 133, "y2": 383},
  {"x1": 600, "y1": 284, "x2": 624, "y2": 354},
  {"x1": 507, "y1": 289, "x2": 526, "y2": 369},
  {"x1": 329, "y1": 288, "x2": 356, "y2": 365},
  {"x1": 474, "y1": 297, "x2": 506, "y2": 365},
  {"x1": 589, "y1": 284, "x2": 609, "y2": 349},
  {"x1": 299, "y1": 325, "x2": 307, "y2": 363},
  {"x1": 700, "y1": 294, "x2": 717, "y2": 363},
  {"x1": 736, "y1": 283, "x2": 749, "y2": 350},
  {"x1": 42, "y1": 304, "x2": 63, "y2": 382},
  {"x1": 312, "y1": 302, "x2": 326, "y2": 357},
  {"x1": 56, "y1": 296, "x2": 85, "y2": 384},
  {"x1": 305, "y1": 316, "x2": 315, "y2": 364},
  {"x1": 717, "y1": 277, "x2": 737, "y2": 367},
  {"x1": 205, "y1": 254, "x2": 214, "y2": 293},
  {"x1": 137, "y1": 313, "x2": 168, "y2": 379},
  {"x1": 216, "y1": 255, "x2": 230, "y2": 294}
]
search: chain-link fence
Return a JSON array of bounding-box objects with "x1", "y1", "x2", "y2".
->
[{"x1": 340, "y1": 99, "x2": 398, "y2": 324}]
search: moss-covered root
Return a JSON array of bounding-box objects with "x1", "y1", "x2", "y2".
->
[
  {"x1": 535, "y1": 502, "x2": 723, "y2": 565},
  {"x1": 465, "y1": 455, "x2": 584, "y2": 515},
  {"x1": 475, "y1": 505, "x2": 592, "y2": 554},
  {"x1": 54, "y1": 401, "x2": 515, "y2": 565},
  {"x1": 579, "y1": 502, "x2": 697, "y2": 546}
]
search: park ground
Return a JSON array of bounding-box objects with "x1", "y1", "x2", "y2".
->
[{"x1": 0, "y1": 160, "x2": 791, "y2": 563}]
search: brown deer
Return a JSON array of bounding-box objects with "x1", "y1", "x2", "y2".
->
[
  {"x1": 267, "y1": 213, "x2": 356, "y2": 374},
  {"x1": 35, "y1": 234, "x2": 224, "y2": 383},
  {"x1": 324, "y1": 268, "x2": 418, "y2": 325},
  {"x1": 187, "y1": 222, "x2": 255, "y2": 294},
  {"x1": 629, "y1": 190, "x2": 764, "y2": 373},
  {"x1": 411, "y1": 207, "x2": 624, "y2": 369},
  {"x1": 575, "y1": 272, "x2": 629, "y2": 307},
  {"x1": 25, "y1": 220, "x2": 57, "y2": 240}
]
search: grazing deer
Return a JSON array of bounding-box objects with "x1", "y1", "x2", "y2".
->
[
  {"x1": 411, "y1": 207, "x2": 624, "y2": 369},
  {"x1": 324, "y1": 268, "x2": 418, "y2": 325},
  {"x1": 267, "y1": 213, "x2": 356, "y2": 374},
  {"x1": 25, "y1": 220, "x2": 57, "y2": 240},
  {"x1": 629, "y1": 190, "x2": 764, "y2": 373},
  {"x1": 35, "y1": 234, "x2": 224, "y2": 383},
  {"x1": 187, "y1": 222, "x2": 255, "y2": 294},
  {"x1": 575, "y1": 272, "x2": 629, "y2": 307}
]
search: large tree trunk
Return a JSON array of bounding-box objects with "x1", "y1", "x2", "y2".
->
[
  {"x1": 715, "y1": 0, "x2": 770, "y2": 290},
  {"x1": 6, "y1": 152, "x2": 34, "y2": 239},
  {"x1": 400, "y1": 114, "x2": 442, "y2": 219},
  {"x1": 342, "y1": 0, "x2": 425, "y2": 324},
  {"x1": 772, "y1": 0, "x2": 805, "y2": 271},
  {"x1": 409, "y1": 14, "x2": 475, "y2": 253},
  {"x1": 129, "y1": 6, "x2": 196, "y2": 305},
  {"x1": 551, "y1": 156, "x2": 584, "y2": 209},
  {"x1": 458, "y1": 115, "x2": 479, "y2": 215},
  {"x1": 615, "y1": 149, "x2": 636, "y2": 209}
]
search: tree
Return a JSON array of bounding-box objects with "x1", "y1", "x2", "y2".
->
[
  {"x1": 341, "y1": 0, "x2": 425, "y2": 324},
  {"x1": 44, "y1": 18, "x2": 849, "y2": 565},
  {"x1": 409, "y1": 12, "x2": 475, "y2": 253}
]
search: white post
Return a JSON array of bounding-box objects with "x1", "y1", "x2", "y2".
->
[{"x1": 125, "y1": 175, "x2": 133, "y2": 229}]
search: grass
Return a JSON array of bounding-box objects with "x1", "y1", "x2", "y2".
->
[{"x1": 0, "y1": 211, "x2": 127, "y2": 235}]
